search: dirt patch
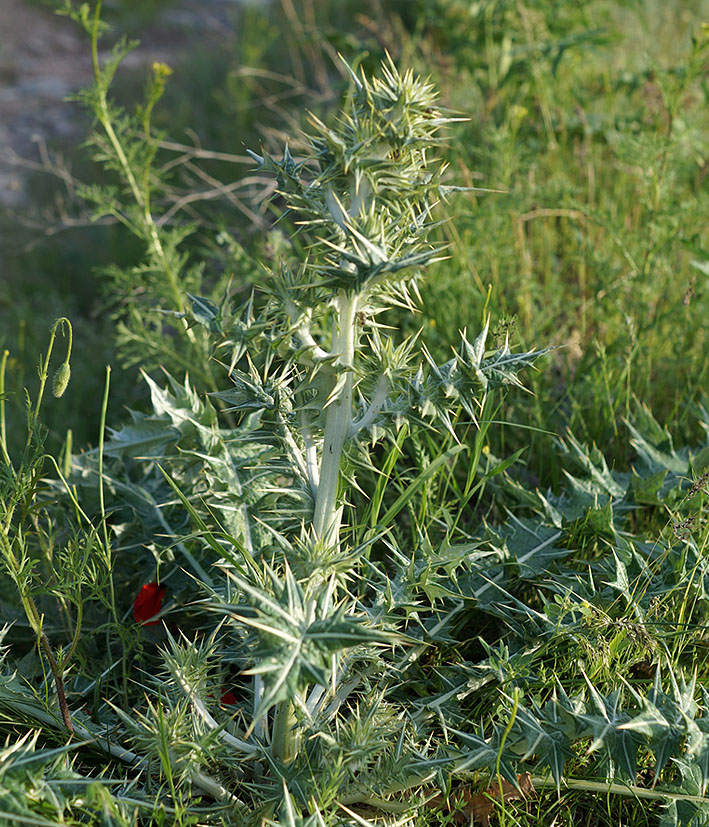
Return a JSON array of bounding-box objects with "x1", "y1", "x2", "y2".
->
[
  {"x1": 0, "y1": 0, "x2": 257, "y2": 207},
  {"x1": 0, "y1": 1, "x2": 88, "y2": 205}
]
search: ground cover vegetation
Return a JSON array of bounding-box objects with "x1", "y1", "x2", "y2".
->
[{"x1": 0, "y1": 0, "x2": 708, "y2": 824}]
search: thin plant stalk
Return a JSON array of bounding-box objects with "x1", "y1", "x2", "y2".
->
[
  {"x1": 0, "y1": 348, "x2": 10, "y2": 466},
  {"x1": 0, "y1": 530, "x2": 74, "y2": 732},
  {"x1": 97, "y1": 365, "x2": 128, "y2": 703},
  {"x1": 87, "y1": 1, "x2": 222, "y2": 398},
  {"x1": 26, "y1": 317, "x2": 72, "y2": 451}
]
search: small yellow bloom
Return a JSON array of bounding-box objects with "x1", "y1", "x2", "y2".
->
[{"x1": 152, "y1": 62, "x2": 173, "y2": 80}]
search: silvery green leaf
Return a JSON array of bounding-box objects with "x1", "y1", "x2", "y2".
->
[
  {"x1": 187, "y1": 293, "x2": 223, "y2": 334},
  {"x1": 478, "y1": 344, "x2": 551, "y2": 390},
  {"x1": 447, "y1": 723, "x2": 519, "y2": 784},
  {"x1": 627, "y1": 421, "x2": 688, "y2": 475},
  {"x1": 469, "y1": 319, "x2": 489, "y2": 369},
  {"x1": 491, "y1": 515, "x2": 571, "y2": 579},
  {"x1": 506, "y1": 699, "x2": 573, "y2": 787},
  {"x1": 575, "y1": 678, "x2": 639, "y2": 780},
  {"x1": 659, "y1": 759, "x2": 709, "y2": 827},
  {"x1": 104, "y1": 417, "x2": 180, "y2": 458},
  {"x1": 690, "y1": 258, "x2": 709, "y2": 275}
]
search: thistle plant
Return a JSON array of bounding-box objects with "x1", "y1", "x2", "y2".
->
[
  {"x1": 181, "y1": 51, "x2": 548, "y2": 776},
  {"x1": 21, "y1": 3, "x2": 542, "y2": 812}
]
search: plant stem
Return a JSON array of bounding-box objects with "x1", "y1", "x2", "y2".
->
[
  {"x1": 98, "y1": 366, "x2": 113, "y2": 611},
  {"x1": 312, "y1": 291, "x2": 357, "y2": 546},
  {"x1": 253, "y1": 674, "x2": 266, "y2": 740},
  {"x1": 27, "y1": 317, "x2": 72, "y2": 451},
  {"x1": 531, "y1": 775, "x2": 709, "y2": 804},
  {"x1": 340, "y1": 772, "x2": 709, "y2": 815},
  {"x1": 280, "y1": 291, "x2": 357, "y2": 763},
  {"x1": 301, "y1": 412, "x2": 319, "y2": 499},
  {"x1": 97, "y1": 365, "x2": 128, "y2": 704},
  {"x1": 0, "y1": 349, "x2": 10, "y2": 466},
  {"x1": 38, "y1": 629, "x2": 74, "y2": 733},
  {"x1": 89, "y1": 3, "x2": 219, "y2": 391},
  {"x1": 0, "y1": 531, "x2": 74, "y2": 732},
  {"x1": 271, "y1": 697, "x2": 297, "y2": 763},
  {"x1": 171, "y1": 666, "x2": 259, "y2": 754},
  {"x1": 350, "y1": 374, "x2": 388, "y2": 435}
]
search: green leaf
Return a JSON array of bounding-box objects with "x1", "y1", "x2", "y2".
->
[
  {"x1": 576, "y1": 677, "x2": 639, "y2": 780},
  {"x1": 104, "y1": 416, "x2": 180, "y2": 458},
  {"x1": 187, "y1": 293, "x2": 223, "y2": 334},
  {"x1": 493, "y1": 516, "x2": 571, "y2": 579},
  {"x1": 448, "y1": 723, "x2": 519, "y2": 784}
]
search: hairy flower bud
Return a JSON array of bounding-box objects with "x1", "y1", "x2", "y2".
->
[{"x1": 52, "y1": 362, "x2": 71, "y2": 398}]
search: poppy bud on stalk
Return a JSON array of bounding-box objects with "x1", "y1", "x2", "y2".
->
[{"x1": 52, "y1": 362, "x2": 71, "y2": 398}]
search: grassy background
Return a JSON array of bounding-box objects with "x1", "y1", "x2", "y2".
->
[{"x1": 411, "y1": 0, "x2": 709, "y2": 483}]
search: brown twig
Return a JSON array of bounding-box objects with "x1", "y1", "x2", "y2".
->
[{"x1": 39, "y1": 630, "x2": 74, "y2": 734}]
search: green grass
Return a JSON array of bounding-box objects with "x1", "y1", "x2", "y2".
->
[{"x1": 400, "y1": 0, "x2": 709, "y2": 479}]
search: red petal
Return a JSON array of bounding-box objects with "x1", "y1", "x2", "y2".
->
[
  {"x1": 133, "y1": 582, "x2": 166, "y2": 625},
  {"x1": 220, "y1": 690, "x2": 237, "y2": 706}
]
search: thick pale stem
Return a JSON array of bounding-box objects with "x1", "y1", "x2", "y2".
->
[
  {"x1": 312, "y1": 292, "x2": 357, "y2": 546},
  {"x1": 253, "y1": 675, "x2": 266, "y2": 740},
  {"x1": 270, "y1": 294, "x2": 356, "y2": 764},
  {"x1": 172, "y1": 667, "x2": 258, "y2": 754},
  {"x1": 271, "y1": 698, "x2": 297, "y2": 763}
]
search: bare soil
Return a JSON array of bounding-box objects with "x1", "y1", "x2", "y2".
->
[{"x1": 0, "y1": 0, "x2": 250, "y2": 207}]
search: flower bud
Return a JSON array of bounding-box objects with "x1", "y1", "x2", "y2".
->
[
  {"x1": 52, "y1": 362, "x2": 71, "y2": 398},
  {"x1": 152, "y1": 61, "x2": 173, "y2": 79}
]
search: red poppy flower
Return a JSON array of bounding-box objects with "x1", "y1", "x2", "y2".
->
[
  {"x1": 132, "y1": 582, "x2": 166, "y2": 625},
  {"x1": 220, "y1": 689, "x2": 238, "y2": 706}
]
